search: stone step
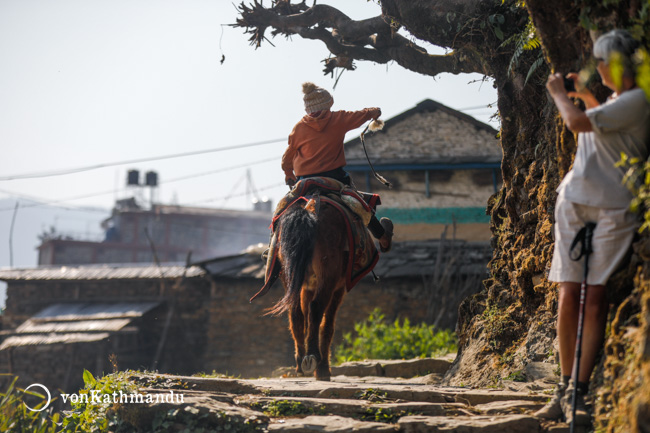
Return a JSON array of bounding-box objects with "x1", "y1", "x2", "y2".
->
[
  {"x1": 130, "y1": 374, "x2": 550, "y2": 406},
  {"x1": 128, "y1": 373, "x2": 260, "y2": 394},
  {"x1": 249, "y1": 378, "x2": 549, "y2": 406},
  {"x1": 275, "y1": 357, "x2": 454, "y2": 379},
  {"x1": 473, "y1": 399, "x2": 546, "y2": 415},
  {"x1": 333, "y1": 357, "x2": 454, "y2": 378},
  {"x1": 237, "y1": 395, "x2": 471, "y2": 419},
  {"x1": 115, "y1": 389, "x2": 268, "y2": 432},
  {"x1": 397, "y1": 414, "x2": 541, "y2": 433},
  {"x1": 119, "y1": 373, "x2": 569, "y2": 433},
  {"x1": 266, "y1": 414, "x2": 557, "y2": 433},
  {"x1": 267, "y1": 415, "x2": 396, "y2": 432}
]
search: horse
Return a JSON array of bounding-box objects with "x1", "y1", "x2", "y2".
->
[{"x1": 267, "y1": 196, "x2": 348, "y2": 381}]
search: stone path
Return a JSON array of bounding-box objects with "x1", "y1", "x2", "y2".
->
[{"x1": 117, "y1": 358, "x2": 585, "y2": 432}]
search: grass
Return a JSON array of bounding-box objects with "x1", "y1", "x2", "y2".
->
[
  {"x1": 251, "y1": 400, "x2": 322, "y2": 417},
  {"x1": 0, "y1": 376, "x2": 60, "y2": 433}
]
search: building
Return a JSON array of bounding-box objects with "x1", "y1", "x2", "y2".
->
[
  {"x1": 345, "y1": 99, "x2": 501, "y2": 241},
  {"x1": 37, "y1": 198, "x2": 272, "y2": 266}
]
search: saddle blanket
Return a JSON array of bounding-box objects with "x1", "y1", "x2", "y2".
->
[{"x1": 250, "y1": 177, "x2": 380, "y2": 302}]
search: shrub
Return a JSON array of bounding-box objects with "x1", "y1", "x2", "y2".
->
[{"x1": 334, "y1": 308, "x2": 457, "y2": 363}]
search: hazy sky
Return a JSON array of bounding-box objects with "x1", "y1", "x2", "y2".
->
[{"x1": 0, "y1": 0, "x2": 498, "y2": 221}]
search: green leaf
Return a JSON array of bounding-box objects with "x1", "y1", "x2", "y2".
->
[
  {"x1": 83, "y1": 369, "x2": 96, "y2": 388},
  {"x1": 524, "y1": 55, "x2": 545, "y2": 86}
]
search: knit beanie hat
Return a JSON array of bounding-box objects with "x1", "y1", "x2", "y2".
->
[{"x1": 302, "y1": 82, "x2": 334, "y2": 113}]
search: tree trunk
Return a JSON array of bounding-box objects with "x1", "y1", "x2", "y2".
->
[{"x1": 235, "y1": 1, "x2": 650, "y2": 430}]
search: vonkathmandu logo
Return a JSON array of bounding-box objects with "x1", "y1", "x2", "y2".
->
[
  {"x1": 61, "y1": 390, "x2": 185, "y2": 405},
  {"x1": 23, "y1": 384, "x2": 52, "y2": 412},
  {"x1": 23, "y1": 384, "x2": 184, "y2": 412}
]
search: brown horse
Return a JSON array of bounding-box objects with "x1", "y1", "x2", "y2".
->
[{"x1": 267, "y1": 196, "x2": 348, "y2": 381}]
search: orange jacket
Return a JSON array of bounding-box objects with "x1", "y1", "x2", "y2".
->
[{"x1": 282, "y1": 109, "x2": 377, "y2": 182}]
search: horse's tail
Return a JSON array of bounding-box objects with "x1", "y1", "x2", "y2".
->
[{"x1": 267, "y1": 204, "x2": 318, "y2": 316}]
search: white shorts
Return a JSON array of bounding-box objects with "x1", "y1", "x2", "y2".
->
[{"x1": 548, "y1": 194, "x2": 639, "y2": 285}]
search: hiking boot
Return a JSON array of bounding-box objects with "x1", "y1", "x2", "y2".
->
[
  {"x1": 379, "y1": 217, "x2": 393, "y2": 253},
  {"x1": 562, "y1": 382, "x2": 591, "y2": 426},
  {"x1": 534, "y1": 382, "x2": 567, "y2": 420}
]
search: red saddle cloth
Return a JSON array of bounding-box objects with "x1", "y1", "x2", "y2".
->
[{"x1": 250, "y1": 177, "x2": 380, "y2": 303}]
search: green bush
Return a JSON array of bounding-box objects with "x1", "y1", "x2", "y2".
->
[
  {"x1": 334, "y1": 308, "x2": 457, "y2": 364},
  {"x1": 60, "y1": 369, "x2": 137, "y2": 432}
]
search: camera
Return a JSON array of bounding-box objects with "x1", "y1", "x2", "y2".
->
[{"x1": 563, "y1": 77, "x2": 576, "y2": 93}]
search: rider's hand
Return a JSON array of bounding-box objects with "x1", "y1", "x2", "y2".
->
[
  {"x1": 286, "y1": 177, "x2": 296, "y2": 188},
  {"x1": 369, "y1": 107, "x2": 381, "y2": 120}
]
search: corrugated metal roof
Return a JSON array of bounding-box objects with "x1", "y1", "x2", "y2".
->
[
  {"x1": 0, "y1": 302, "x2": 160, "y2": 350},
  {"x1": 16, "y1": 319, "x2": 132, "y2": 334},
  {"x1": 31, "y1": 302, "x2": 160, "y2": 321},
  {"x1": 196, "y1": 241, "x2": 491, "y2": 280},
  {"x1": 0, "y1": 264, "x2": 205, "y2": 281},
  {"x1": 198, "y1": 253, "x2": 265, "y2": 279},
  {"x1": 0, "y1": 333, "x2": 110, "y2": 349}
]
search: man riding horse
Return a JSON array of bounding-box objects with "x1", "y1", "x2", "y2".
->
[{"x1": 279, "y1": 82, "x2": 393, "y2": 251}]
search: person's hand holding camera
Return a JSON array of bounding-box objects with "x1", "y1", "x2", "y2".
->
[
  {"x1": 547, "y1": 73, "x2": 599, "y2": 110},
  {"x1": 565, "y1": 73, "x2": 600, "y2": 109}
]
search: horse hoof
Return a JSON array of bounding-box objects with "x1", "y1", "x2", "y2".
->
[{"x1": 301, "y1": 355, "x2": 318, "y2": 375}]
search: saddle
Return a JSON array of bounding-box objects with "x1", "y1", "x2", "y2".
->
[{"x1": 250, "y1": 177, "x2": 380, "y2": 303}]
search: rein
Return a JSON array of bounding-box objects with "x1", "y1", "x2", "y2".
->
[{"x1": 360, "y1": 121, "x2": 392, "y2": 189}]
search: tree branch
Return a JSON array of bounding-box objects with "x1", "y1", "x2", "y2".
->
[{"x1": 234, "y1": 1, "x2": 487, "y2": 77}]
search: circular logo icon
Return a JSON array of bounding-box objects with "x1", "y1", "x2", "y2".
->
[{"x1": 23, "y1": 383, "x2": 52, "y2": 412}]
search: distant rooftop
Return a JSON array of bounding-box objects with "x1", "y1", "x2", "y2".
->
[
  {"x1": 195, "y1": 240, "x2": 491, "y2": 280},
  {"x1": 0, "y1": 240, "x2": 491, "y2": 283},
  {"x1": 0, "y1": 263, "x2": 204, "y2": 281},
  {"x1": 0, "y1": 301, "x2": 160, "y2": 349},
  {"x1": 345, "y1": 99, "x2": 501, "y2": 166}
]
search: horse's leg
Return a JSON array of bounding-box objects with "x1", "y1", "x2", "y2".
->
[
  {"x1": 291, "y1": 286, "x2": 315, "y2": 375},
  {"x1": 302, "y1": 287, "x2": 326, "y2": 376},
  {"x1": 316, "y1": 285, "x2": 345, "y2": 381},
  {"x1": 288, "y1": 300, "x2": 306, "y2": 376}
]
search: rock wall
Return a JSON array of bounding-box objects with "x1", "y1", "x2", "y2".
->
[{"x1": 202, "y1": 274, "x2": 451, "y2": 378}]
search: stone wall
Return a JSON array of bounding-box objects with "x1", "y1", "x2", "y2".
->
[
  {"x1": 356, "y1": 169, "x2": 498, "y2": 209},
  {"x1": 202, "y1": 273, "x2": 467, "y2": 378},
  {"x1": 0, "y1": 276, "x2": 211, "y2": 392},
  {"x1": 0, "y1": 340, "x2": 108, "y2": 400},
  {"x1": 351, "y1": 168, "x2": 497, "y2": 242},
  {"x1": 1, "y1": 257, "x2": 485, "y2": 387},
  {"x1": 347, "y1": 108, "x2": 500, "y2": 163}
]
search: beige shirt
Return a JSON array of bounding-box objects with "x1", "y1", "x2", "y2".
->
[{"x1": 558, "y1": 88, "x2": 650, "y2": 208}]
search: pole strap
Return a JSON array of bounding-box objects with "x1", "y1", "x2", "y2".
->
[{"x1": 569, "y1": 222, "x2": 596, "y2": 261}]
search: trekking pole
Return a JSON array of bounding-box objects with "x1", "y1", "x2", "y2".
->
[{"x1": 569, "y1": 222, "x2": 596, "y2": 433}]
